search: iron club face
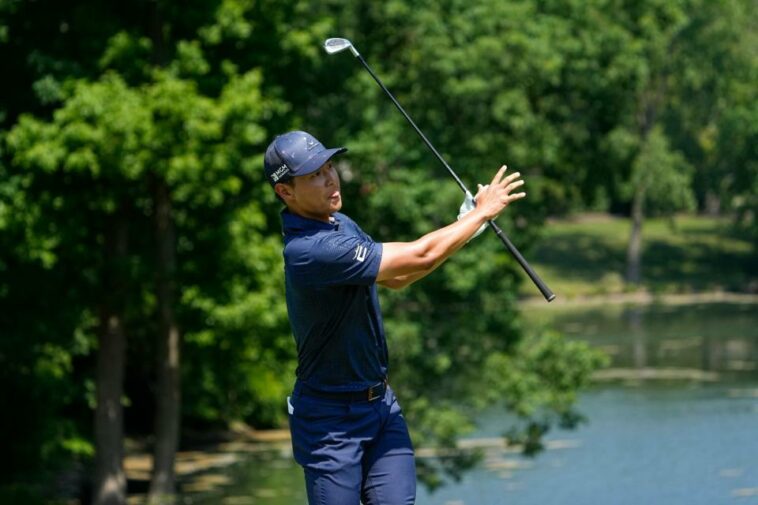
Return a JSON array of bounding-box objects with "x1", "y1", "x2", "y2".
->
[{"x1": 324, "y1": 38, "x2": 360, "y2": 57}]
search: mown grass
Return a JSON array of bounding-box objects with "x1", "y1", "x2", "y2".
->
[{"x1": 519, "y1": 214, "x2": 757, "y2": 299}]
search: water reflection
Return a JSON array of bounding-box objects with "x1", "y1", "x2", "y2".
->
[
  {"x1": 173, "y1": 443, "x2": 305, "y2": 504},
  {"x1": 526, "y1": 302, "x2": 758, "y2": 382}
]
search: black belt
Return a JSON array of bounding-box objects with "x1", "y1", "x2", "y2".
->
[{"x1": 296, "y1": 379, "x2": 388, "y2": 402}]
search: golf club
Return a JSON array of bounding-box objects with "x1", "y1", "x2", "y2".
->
[{"x1": 324, "y1": 37, "x2": 555, "y2": 302}]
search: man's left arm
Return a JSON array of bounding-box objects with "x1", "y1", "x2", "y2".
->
[{"x1": 377, "y1": 185, "x2": 490, "y2": 290}]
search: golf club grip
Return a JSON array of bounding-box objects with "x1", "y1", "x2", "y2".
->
[{"x1": 488, "y1": 220, "x2": 556, "y2": 302}]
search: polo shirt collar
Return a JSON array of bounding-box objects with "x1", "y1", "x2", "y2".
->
[{"x1": 281, "y1": 209, "x2": 340, "y2": 235}]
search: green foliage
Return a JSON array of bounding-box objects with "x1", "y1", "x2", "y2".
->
[
  {"x1": 99, "y1": 32, "x2": 154, "y2": 82},
  {"x1": 624, "y1": 126, "x2": 695, "y2": 215},
  {"x1": 721, "y1": 99, "x2": 758, "y2": 240}
]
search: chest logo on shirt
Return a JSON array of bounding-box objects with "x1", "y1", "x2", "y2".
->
[{"x1": 353, "y1": 244, "x2": 368, "y2": 262}]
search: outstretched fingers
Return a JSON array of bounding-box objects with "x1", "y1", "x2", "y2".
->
[
  {"x1": 497, "y1": 168, "x2": 526, "y2": 207},
  {"x1": 477, "y1": 164, "x2": 527, "y2": 219},
  {"x1": 505, "y1": 178, "x2": 525, "y2": 194},
  {"x1": 507, "y1": 191, "x2": 527, "y2": 203},
  {"x1": 490, "y1": 165, "x2": 508, "y2": 185},
  {"x1": 500, "y1": 171, "x2": 522, "y2": 187}
]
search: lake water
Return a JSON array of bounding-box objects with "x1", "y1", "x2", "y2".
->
[{"x1": 180, "y1": 302, "x2": 758, "y2": 505}]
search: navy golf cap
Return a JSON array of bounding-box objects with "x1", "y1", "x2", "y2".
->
[{"x1": 264, "y1": 131, "x2": 347, "y2": 186}]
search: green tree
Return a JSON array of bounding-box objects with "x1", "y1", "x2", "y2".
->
[
  {"x1": 6, "y1": 65, "x2": 284, "y2": 502},
  {"x1": 6, "y1": 75, "x2": 149, "y2": 504},
  {"x1": 663, "y1": 0, "x2": 758, "y2": 245}
]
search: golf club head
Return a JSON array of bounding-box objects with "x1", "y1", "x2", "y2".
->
[{"x1": 324, "y1": 38, "x2": 359, "y2": 57}]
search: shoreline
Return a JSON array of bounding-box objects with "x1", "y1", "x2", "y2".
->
[{"x1": 519, "y1": 290, "x2": 758, "y2": 308}]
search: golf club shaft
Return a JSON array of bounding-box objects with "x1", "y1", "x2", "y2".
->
[{"x1": 356, "y1": 54, "x2": 556, "y2": 302}]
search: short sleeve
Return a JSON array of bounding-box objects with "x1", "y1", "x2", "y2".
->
[{"x1": 286, "y1": 233, "x2": 383, "y2": 287}]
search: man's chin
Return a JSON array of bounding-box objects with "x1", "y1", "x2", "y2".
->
[{"x1": 329, "y1": 197, "x2": 342, "y2": 212}]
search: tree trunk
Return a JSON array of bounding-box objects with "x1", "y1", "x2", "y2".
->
[
  {"x1": 148, "y1": 176, "x2": 181, "y2": 504},
  {"x1": 627, "y1": 79, "x2": 660, "y2": 287},
  {"x1": 704, "y1": 191, "x2": 721, "y2": 216},
  {"x1": 93, "y1": 215, "x2": 129, "y2": 505},
  {"x1": 627, "y1": 308, "x2": 647, "y2": 370},
  {"x1": 626, "y1": 186, "x2": 645, "y2": 284}
]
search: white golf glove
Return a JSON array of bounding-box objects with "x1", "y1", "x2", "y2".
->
[{"x1": 457, "y1": 185, "x2": 488, "y2": 240}]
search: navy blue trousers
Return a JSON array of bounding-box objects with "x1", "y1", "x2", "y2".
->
[{"x1": 288, "y1": 383, "x2": 416, "y2": 505}]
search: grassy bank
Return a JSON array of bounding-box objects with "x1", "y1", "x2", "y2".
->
[{"x1": 519, "y1": 214, "x2": 757, "y2": 300}]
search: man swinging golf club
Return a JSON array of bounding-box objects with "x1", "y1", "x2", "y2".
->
[{"x1": 265, "y1": 130, "x2": 525, "y2": 505}]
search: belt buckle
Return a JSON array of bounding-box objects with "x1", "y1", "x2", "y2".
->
[{"x1": 367, "y1": 379, "x2": 386, "y2": 402}]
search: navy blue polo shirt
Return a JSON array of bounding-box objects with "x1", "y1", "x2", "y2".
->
[{"x1": 281, "y1": 210, "x2": 388, "y2": 392}]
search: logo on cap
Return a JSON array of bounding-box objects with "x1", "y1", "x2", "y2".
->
[
  {"x1": 306, "y1": 137, "x2": 318, "y2": 151},
  {"x1": 270, "y1": 164, "x2": 290, "y2": 182}
]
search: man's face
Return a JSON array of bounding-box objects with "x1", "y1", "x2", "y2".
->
[{"x1": 277, "y1": 160, "x2": 342, "y2": 221}]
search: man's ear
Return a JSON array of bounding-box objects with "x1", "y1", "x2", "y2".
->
[{"x1": 274, "y1": 182, "x2": 294, "y2": 202}]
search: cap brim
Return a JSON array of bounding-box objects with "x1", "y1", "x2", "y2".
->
[{"x1": 293, "y1": 147, "x2": 348, "y2": 177}]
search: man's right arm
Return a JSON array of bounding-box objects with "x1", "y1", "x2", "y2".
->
[{"x1": 376, "y1": 166, "x2": 525, "y2": 286}]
